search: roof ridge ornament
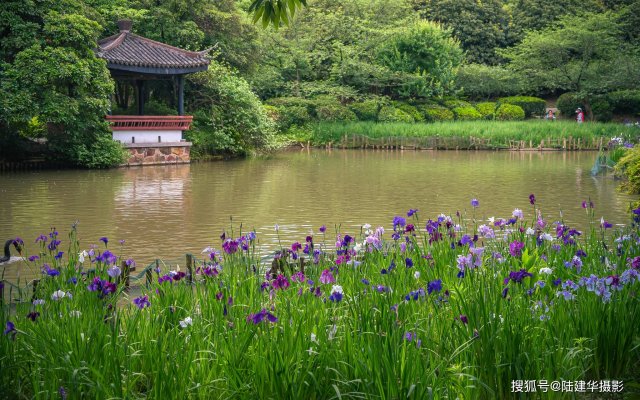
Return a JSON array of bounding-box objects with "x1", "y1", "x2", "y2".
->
[{"x1": 117, "y1": 19, "x2": 132, "y2": 33}]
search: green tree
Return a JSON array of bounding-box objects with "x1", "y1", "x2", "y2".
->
[
  {"x1": 376, "y1": 20, "x2": 463, "y2": 98},
  {"x1": 1, "y1": 10, "x2": 124, "y2": 167},
  {"x1": 456, "y1": 63, "x2": 522, "y2": 100},
  {"x1": 507, "y1": 0, "x2": 602, "y2": 41},
  {"x1": 187, "y1": 61, "x2": 276, "y2": 156},
  {"x1": 502, "y1": 12, "x2": 637, "y2": 119},
  {"x1": 414, "y1": 0, "x2": 514, "y2": 65}
]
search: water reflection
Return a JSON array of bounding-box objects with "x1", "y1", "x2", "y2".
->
[{"x1": 0, "y1": 150, "x2": 635, "y2": 282}]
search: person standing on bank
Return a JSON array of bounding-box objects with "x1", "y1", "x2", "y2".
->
[{"x1": 576, "y1": 108, "x2": 585, "y2": 124}]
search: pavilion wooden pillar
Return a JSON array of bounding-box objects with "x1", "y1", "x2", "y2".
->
[
  {"x1": 136, "y1": 80, "x2": 145, "y2": 115},
  {"x1": 177, "y1": 75, "x2": 185, "y2": 116}
]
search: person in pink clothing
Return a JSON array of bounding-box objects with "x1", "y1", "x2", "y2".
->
[{"x1": 575, "y1": 108, "x2": 585, "y2": 123}]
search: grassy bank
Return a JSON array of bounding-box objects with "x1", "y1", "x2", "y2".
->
[
  {"x1": 310, "y1": 121, "x2": 639, "y2": 149},
  {"x1": 2, "y1": 199, "x2": 640, "y2": 398}
]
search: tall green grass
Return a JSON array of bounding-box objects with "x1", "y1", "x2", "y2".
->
[
  {"x1": 1, "y1": 204, "x2": 640, "y2": 399},
  {"x1": 312, "y1": 121, "x2": 639, "y2": 148}
]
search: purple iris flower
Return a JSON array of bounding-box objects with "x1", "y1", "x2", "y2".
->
[
  {"x1": 4, "y1": 321, "x2": 17, "y2": 340},
  {"x1": 319, "y1": 225, "x2": 327, "y2": 233},
  {"x1": 504, "y1": 268, "x2": 533, "y2": 284},
  {"x1": 247, "y1": 309, "x2": 278, "y2": 324},
  {"x1": 427, "y1": 279, "x2": 442, "y2": 294},
  {"x1": 28, "y1": 255, "x2": 39, "y2": 262},
  {"x1": 405, "y1": 257, "x2": 413, "y2": 268},
  {"x1": 99, "y1": 237, "x2": 108, "y2": 245},
  {"x1": 133, "y1": 295, "x2": 150, "y2": 309},
  {"x1": 222, "y1": 239, "x2": 239, "y2": 254},
  {"x1": 471, "y1": 198, "x2": 479, "y2": 208},
  {"x1": 26, "y1": 311, "x2": 40, "y2": 321},
  {"x1": 407, "y1": 209, "x2": 419, "y2": 217},
  {"x1": 329, "y1": 291, "x2": 343, "y2": 302},
  {"x1": 319, "y1": 269, "x2": 335, "y2": 284},
  {"x1": 509, "y1": 241, "x2": 525, "y2": 257},
  {"x1": 529, "y1": 194, "x2": 536, "y2": 205},
  {"x1": 404, "y1": 331, "x2": 414, "y2": 341},
  {"x1": 459, "y1": 315, "x2": 469, "y2": 325},
  {"x1": 374, "y1": 285, "x2": 390, "y2": 293},
  {"x1": 47, "y1": 240, "x2": 61, "y2": 251},
  {"x1": 35, "y1": 234, "x2": 47, "y2": 244},
  {"x1": 361, "y1": 278, "x2": 370, "y2": 285},
  {"x1": 273, "y1": 274, "x2": 290, "y2": 290},
  {"x1": 393, "y1": 216, "x2": 406, "y2": 230}
]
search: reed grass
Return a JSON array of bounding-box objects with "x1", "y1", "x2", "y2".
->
[
  {"x1": 311, "y1": 121, "x2": 639, "y2": 149},
  {"x1": 1, "y1": 202, "x2": 639, "y2": 399}
]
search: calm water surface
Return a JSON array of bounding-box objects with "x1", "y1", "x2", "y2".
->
[{"x1": 0, "y1": 150, "x2": 634, "y2": 281}]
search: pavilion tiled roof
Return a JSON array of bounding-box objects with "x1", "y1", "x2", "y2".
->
[{"x1": 97, "y1": 21, "x2": 210, "y2": 70}]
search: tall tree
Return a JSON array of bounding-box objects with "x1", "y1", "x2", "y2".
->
[
  {"x1": 1, "y1": 9, "x2": 123, "y2": 167},
  {"x1": 414, "y1": 0, "x2": 514, "y2": 65},
  {"x1": 502, "y1": 12, "x2": 638, "y2": 118}
]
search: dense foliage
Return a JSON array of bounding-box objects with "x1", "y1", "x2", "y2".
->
[{"x1": 1, "y1": 0, "x2": 639, "y2": 165}]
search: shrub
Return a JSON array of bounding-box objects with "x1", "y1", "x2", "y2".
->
[
  {"x1": 275, "y1": 105, "x2": 313, "y2": 130},
  {"x1": 187, "y1": 63, "x2": 277, "y2": 156},
  {"x1": 452, "y1": 106, "x2": 483, "y2": 121},
  {"x1": 393, "y1": 102, "x2": 424, "y2": 122},
  {"x1": 443, "y1": 99, "x2": 473, "y2": 109},
  {"x1": 475, "y1": 102, "x2": 497, "y2": 120},
  {"x1": 456, "y1": 63, "x2": 522, "y2": 100},
  {"x1": 315, "y1": 104, "x2": 358, "y2": 122},
  {"x1": 419, "y1": 105, "x2": 455, "y2": 122},
  {"x1": 556, "y1": 92, "x2": 584, "y2": 119},
  {"x1": 350, "y1": 99, "x2": 381, "y2": 121},
  {"x1": 499, "y1": 96, "x2": 546, "y2": 118},
  {"x1": 615, "y1": 146, "x2": 640, "y2": 194},
  {"x1": 495, "y1": 103, "x2": 525, "y2": 120},
  {"x1": 266, "y1": 97, "x2": 314, "y2": 110},
  {"x1": 590, "y1": 96, "x2": 613, "y2": 122},
  {"x1": 607, "y1": 90, "x2": 640, "y2": 115},
  {"x1": 378, "y1": 106, "x2": 415, "y2": 123}
]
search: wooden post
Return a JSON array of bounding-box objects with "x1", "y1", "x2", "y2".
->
[
  {"x1": 145, "y1": 268, "x2": 152, "y2": 288},
  {"x1": 186, "y1": 254, "x2": 194, "y2": 284},
  {"x1": 31, "y1": 279, "x2": 40, "y2": 302},
  {"x1": 177, "y1": 75, "x2": 185, "y2": 116}
]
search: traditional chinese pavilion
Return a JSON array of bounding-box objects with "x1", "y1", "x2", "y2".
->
[{"x1": 97, "y1": 20, "x2": 210, "y2": 165}]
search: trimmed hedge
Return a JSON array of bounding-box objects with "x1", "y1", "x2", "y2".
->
[
  {"x1": 607, "y1": 90, "x2": 640, "y2": 115},
  {"x1": 419, "y1": 105, "x2": 455, "y2": 122},
  {"x1": 393, "y1": 102, "x2": 424, "y2": 122},
  {"x1": 591, "y1": 96, "x2": 613, "y2": 122},
  {"x1": 443, "y1": 99, "x2": 473, "y2": 109},
  {"x1": 475, "y1": 102, "x2": 497, "y2": 120},
  {"x1": 378, "y1": 106, "x2": 415, "y2": 123},
  {"x1": 556, "y1": 93, "x2": 582, "y2": 119},
  {"x1": 452, "y1": 106, "x2": 483, "y2": 121},
  {"x1": 499, "y1": 96, "x2": 546, "y2": 118},
  {"x1": 495, "y1": 103, "x2": 525, "y2": 120}
]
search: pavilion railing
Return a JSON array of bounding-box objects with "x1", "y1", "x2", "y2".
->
[{"x1": 106, "y1": 115, "x2": 193, "y2": 131}]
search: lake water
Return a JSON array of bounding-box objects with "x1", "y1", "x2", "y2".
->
[{"x1": 0, "y1": 149, "x2": 635, "y2": 282}]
